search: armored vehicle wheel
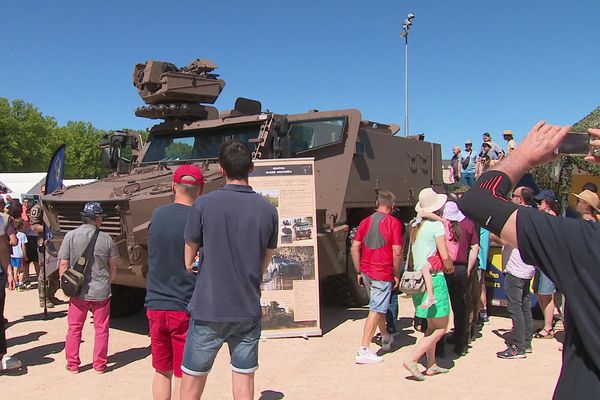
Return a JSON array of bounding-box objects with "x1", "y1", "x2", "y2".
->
[
  {"x1": 321, "y1": 272, "x2": 369, "y2": 307},
  {"x1": 110, "y1": 284, "x2": 146, "y2": 318}
]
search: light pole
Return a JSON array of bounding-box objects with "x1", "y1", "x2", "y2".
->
[{"x1": 400, "y1": 13, "x2": 415, "y2": 137}]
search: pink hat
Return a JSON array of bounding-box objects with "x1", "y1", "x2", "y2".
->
[{"x1": 442, "y1": 201, "x2": 465, "y2": 222}]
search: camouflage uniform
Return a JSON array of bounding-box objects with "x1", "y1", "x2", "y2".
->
[{"x1": 29, "y1": 203, "x2": 59, "y2": 307}]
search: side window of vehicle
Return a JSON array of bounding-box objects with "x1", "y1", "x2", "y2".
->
[{"x1": 288, "y1": 118, "x2": 345, "y2": 154}]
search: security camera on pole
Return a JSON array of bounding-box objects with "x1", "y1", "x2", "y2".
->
[{"x1": 400, "y1": 13, "x2": 415, "y2": 137}]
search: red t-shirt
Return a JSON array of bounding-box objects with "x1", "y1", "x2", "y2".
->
[{"x1": 354, "y1": 213, "x2": 403, "y2": 281}]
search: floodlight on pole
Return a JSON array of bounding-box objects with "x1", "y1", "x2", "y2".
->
[{"x1": 400, "y1": 13, "x2": 415, "y2": 137}]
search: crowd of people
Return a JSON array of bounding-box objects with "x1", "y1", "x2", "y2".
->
[
  {"x1": 450, "y1": 130, "x2": 517, "y2": 186},
  {"x1": 1, "y1": 125, "x2": 600, "y2": 400},
  {"x1": 352, "y1": 124, "x2": 600, "y2": 398}
]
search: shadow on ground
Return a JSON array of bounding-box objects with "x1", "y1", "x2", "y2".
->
[
  {"x1": 7, "y1": 331, "x2": 47, "y2": 348},
  {"x1": 7, "y1": 310, "x2": 67, "y2": 328},
  {"x1": 321, "y1": 306, "x2": 368, "y2": 335},
  {"x1": 259, "y1": 390, "x2": 285, "y2": 400},
  {"x1": 11, "y1": 341, "x2": 65, "y2": 371},
  {"x1": 109, "y1": 309, "x2": 149, "y2": 336},
  {"x1": 78, "y1": 345, "x2": 151, "y2": 373}
]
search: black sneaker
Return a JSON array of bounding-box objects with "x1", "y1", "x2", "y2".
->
[
  {"x1": 525, "y1": 345, "x2": 533, "y2": 354},
  {"x1": 496, "y1": 345, "x2": 526, "y2": 359}
]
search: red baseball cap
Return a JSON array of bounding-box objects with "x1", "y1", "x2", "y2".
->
[{"x1": 173, "y1": 164, "x2": 204, "y2": 186}]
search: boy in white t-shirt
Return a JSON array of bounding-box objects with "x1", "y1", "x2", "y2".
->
[{"x1": 10, "y1": 219, "x2": 28, "y2": 291}]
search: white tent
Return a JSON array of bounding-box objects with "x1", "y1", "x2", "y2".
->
[
  {"x1": 0, "y1": 172, "x2": 46, "y2": 199},
  {"x1": 0, "y1": 173, "x2": 96, "y2": 200}
]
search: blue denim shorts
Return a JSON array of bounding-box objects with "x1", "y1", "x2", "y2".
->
[
  {"x1": 535, "y1": 271, "x2": 556, "y2": 295},
  {"x1": 362, "y1": 274, "x2": 392, "y2": 314},
  {"x1": 181, "y1": 319, "x2": 261, "y2": 376}
]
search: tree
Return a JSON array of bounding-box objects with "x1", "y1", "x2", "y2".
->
[
  {"x1": 50, "y1": 121, "x2": 108, "y2": 179},
  {"x1": 0, "y1": 98, "x2": 57, "y2": 171},
  {"x1": 0, "y1": 97, "x2": 145, "y2": 179},
  {"x1": 532, "y1": 106, "x2": 600, "y2": 212}
]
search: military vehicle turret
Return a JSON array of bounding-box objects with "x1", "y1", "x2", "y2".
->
[{"x1": 43, "y1": 59, "x2": 443, "y2": 316}]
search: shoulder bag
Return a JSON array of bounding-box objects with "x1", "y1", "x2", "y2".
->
[
  {"x1": 61, "y1": 228, "x2": 100, "y2": 298},
  {"x1": 399, "y1": 222, "x2": 425, "y2": 295}
]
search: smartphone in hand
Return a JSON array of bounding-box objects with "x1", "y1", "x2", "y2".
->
[{"x1": 556, "y1": 131, "x2": 591, "y2": 156}]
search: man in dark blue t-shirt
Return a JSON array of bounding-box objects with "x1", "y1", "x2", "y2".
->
[
  {"x1": 180, "y1": 141, "x2": 278, "y2": 400},
  {"x1": 145, "y1": 164, "x2": 204, "y2": 399}
]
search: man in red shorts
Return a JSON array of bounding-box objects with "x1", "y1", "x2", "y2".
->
[{"x1": 145, "y1": 165, "x2": 204, "y2": 400}]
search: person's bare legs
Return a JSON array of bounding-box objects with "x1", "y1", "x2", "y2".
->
[
  {"x1": 424, "y1": 317, "x2": 449, "y2": 373},
  {"x1": 536, "y1": 294, "x2": 554, "y2": 334},
  {"x1": 421, "y1": 264, "x2": 436, "y2": 308},
  {"x1": 153, "y1": 370, "x2": 173, "y2": 400},
  {"x1": 361, "y1": 311, "x2": 385, "y2": 348},
  {"x1": 232, "y1": 371, "x2": 254, "y2": 400},
  {"x1": 405, "y1": 316, "x2": 448, "y2": 364},
  {"x1": 172, "y1": 377, "x2": 181, "y2": 400},
  {"x1": 180, "y1": 373, "x2": 208, "y2": 400}
]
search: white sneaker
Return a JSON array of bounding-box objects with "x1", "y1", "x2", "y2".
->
[
  {"x1": 355, "y1": 348, "x2": 383, "y2": 364},
  {"x1": 0, "y1": 355, "x2": 22, "y2": 371},
  {"x1": 382, "y1": 334, "x2": 393, "y2": 352}
]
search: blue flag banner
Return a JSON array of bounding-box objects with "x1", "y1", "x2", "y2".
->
[{"x1": 45, "y1": 144, "x2": 65, "y2": 195}]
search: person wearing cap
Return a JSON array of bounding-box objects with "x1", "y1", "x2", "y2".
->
[
  {"x1": 58, "y1": 202, "x2": 120, "y2": 374},
  {"x1": 503, "y1": 130, "x2": 517, "y2": 154},
  {"x1": 461, "y1": 140, "x2": 477, "y2": 186},
  {"x1": 351, "y1": 190, "x2": 403, "y2": 364},
  {"x1": 403, "y1": 188, "x2": 452, "y2": 381},
  {"x1": 145, "y1": 164, "x2": 203, "y2": 400},
  {"x1": 458, "y1": 123, "x2": 600, "y2": 398},
  {"x1": 480, "y1": 132, "x2": 505, "y2": 161},
  {"x1": 180, "y1": 141, "x2": 278, "y2": 399}
]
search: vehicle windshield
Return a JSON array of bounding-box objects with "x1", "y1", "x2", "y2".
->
[{"x1": 142, "y1": 124, "x2": 260, "y2": 163}]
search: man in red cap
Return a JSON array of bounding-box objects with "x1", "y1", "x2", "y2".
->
[{"x1": 145, "y1": 164, "x2": 204, "y2": 400}]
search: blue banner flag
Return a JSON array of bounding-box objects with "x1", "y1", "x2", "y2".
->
[{"x1": 45, "y1": 144, "x2": 65, "y2": 194}]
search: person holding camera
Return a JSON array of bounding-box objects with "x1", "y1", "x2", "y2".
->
[
  {"x1": 57, "y1": 202, "x2": 119, "y2": 374},
  {"x1": 459, "y1": 123, "x2": 600, "y2": 399}
]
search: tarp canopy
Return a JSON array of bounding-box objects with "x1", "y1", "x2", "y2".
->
[
  {"x1": 0, "y1": 172, "x2": 47, "y2": 198},
  {"x1": 0, "y1": 173, "x2": 96, "y2": 200}
]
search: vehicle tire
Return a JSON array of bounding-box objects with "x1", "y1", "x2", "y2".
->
[
  {"x1": 110, "y1": 284, "x2": 146, "y2": 318},
  {"x1": 321, "y1": 273, "x2": 369, "y2": 307}
]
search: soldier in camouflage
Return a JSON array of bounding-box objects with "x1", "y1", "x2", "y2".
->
[{"x1": 30, "y1": 185, "x2": 60, "y2": 308}]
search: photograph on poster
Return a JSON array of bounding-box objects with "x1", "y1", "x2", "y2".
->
[
  {"x1": 261, "y1": 247, "x2": 315, "y2": 291},
  {"x1": 261, "y1": 299, "x2": 316, "y2": 331},
  {"x1": 256, "y1": 189, "x2": 279, "y2": 207},
  {"x1": 280, "y1": 216, "x2": 313, "y2": 243}
]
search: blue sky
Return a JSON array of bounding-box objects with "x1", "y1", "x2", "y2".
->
[{"x1": 1, "y1": 0, "x2": 599, "y2": 158}]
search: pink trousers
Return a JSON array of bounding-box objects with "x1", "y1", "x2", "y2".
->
[{"x1": 65, "y1": 297, "x2": 111, "y2": 371}]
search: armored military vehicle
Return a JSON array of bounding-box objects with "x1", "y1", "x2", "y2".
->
[{"x1": 43, "y1": 59, "x2": 443, "y2": 316}]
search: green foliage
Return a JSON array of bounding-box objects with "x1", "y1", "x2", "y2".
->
[
  {"x1": 0, "y1": 98, "x2": 142, "y2": 179},
  {"x1": 531, "y1": 106, "x2": 600, "y2": 211}
]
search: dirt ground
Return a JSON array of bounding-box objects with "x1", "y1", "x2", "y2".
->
[{"x1": 1, "y1": 288, "x2": 562, "y2": 400}]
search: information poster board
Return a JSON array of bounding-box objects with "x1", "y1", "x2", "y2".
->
[{"x1": 250, "y1": 158, "x2": 321, "y2": 338}]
